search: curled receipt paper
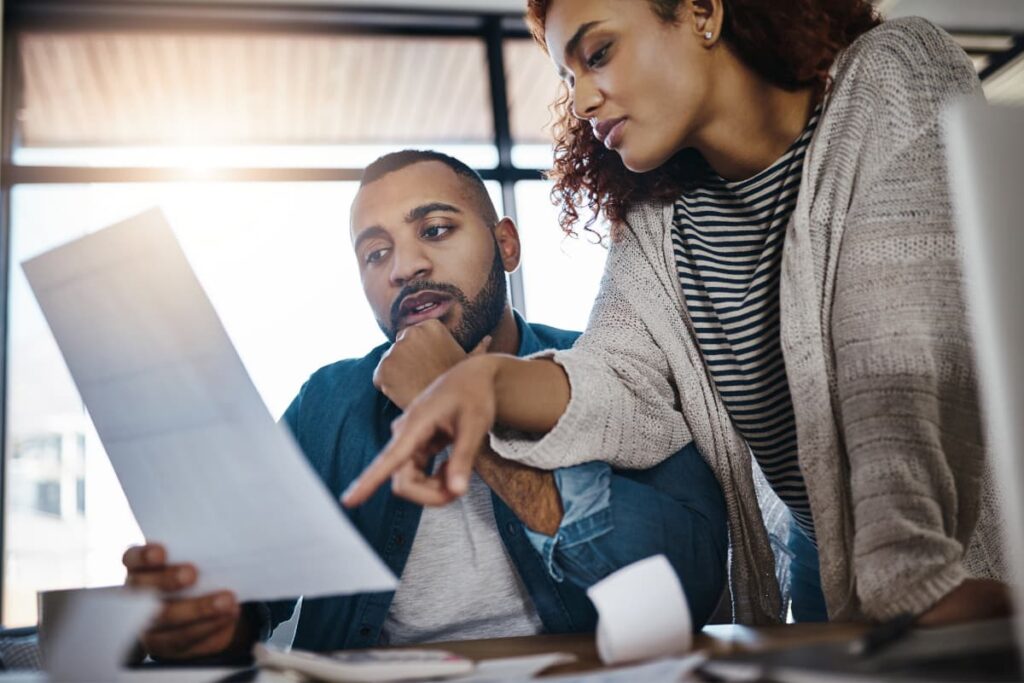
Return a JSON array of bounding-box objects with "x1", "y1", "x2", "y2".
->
[{"x1": 586, "y1": 554, "x2": 693, "y2": 665}]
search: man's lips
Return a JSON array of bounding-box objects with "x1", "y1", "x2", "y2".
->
[
  {"x1": 396, "y1": 291, "x2": 454, "y2": 327},
  {"x1": 593, "y1": 117, "x2": 627, "y2": 149}
]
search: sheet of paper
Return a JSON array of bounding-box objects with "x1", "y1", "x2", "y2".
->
[
  {"x1": 44, "y1": 587, "x2": 159, "y2": 683},
  {"x1": 459, "y1": 652, "x2": 577, "y2": 681},
  {"x1": 22, "y1": 208, "x2": 396, "y2": 601},
  {"x1": 542, "y1": 654, "x2": 706, "y2": 682},
  {"x1": 586, "y1": 555, "x2": 693, "y2": 665}
]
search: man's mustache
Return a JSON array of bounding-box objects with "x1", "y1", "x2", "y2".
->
[{"x1": 389, "y1": 281, "x2": 468, "y2": 330}]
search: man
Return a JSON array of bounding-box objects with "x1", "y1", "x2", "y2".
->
[{"x1": 123, "y1": 150, "x2": 727, "y2": 660}]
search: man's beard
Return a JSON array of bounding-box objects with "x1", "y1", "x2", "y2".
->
[{"x1": 379, "y1": 243, "x2": 507, "y2": 351}]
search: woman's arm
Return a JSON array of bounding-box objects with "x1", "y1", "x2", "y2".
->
[{"x1": 833, "y1": 18, "x2": 1007, "y2": 623}]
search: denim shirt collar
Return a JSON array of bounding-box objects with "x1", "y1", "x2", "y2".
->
[{"x1": 515, "y1": 310, "x2": 545, "y2": 358}]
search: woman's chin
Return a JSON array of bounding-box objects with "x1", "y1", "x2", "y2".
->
[
  {"x1": 617, "y1": 148, "x2": 673, "y2": 174},
  {"x1": 620, "y1": 157, "x2": 660, "y2": 174}
]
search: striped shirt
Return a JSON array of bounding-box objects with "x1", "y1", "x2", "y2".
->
[{"x1": 671, "y1": 109, "x2": 820, "y2": 541}]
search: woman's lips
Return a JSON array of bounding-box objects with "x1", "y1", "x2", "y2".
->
[
  {"x1": 603, "y1": 119, "x2": 626, "y2": 149},
  {"x1": 593, "y1": 117, "x2": 627, "y2": 149}
]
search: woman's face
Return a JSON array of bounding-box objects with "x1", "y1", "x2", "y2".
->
[{"x1": 544, "y1": 0, "x2": 715, "y2": 173}]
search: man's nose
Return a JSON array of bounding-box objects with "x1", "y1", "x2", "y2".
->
[{"x1": 389, "y1": 245, "x2": 432, "y2": 288}]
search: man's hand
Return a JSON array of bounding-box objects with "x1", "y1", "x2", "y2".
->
[
  {"x1": 345, "y1": 354, "x2": 502, "y2": 507},
  {"x1": 123, "y1": 543, "x2": 254, "y2": 661},
  {"x1": 917, "y1": 578, "x2": 1013, "y2": 627},
  {"x1": 373, "y1": 319, "x2": 490, "y2": 410}
]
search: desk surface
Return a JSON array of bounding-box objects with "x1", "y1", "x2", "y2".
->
[{"x1": 415, "y1": 622, "x2": 870, "y2": 676}]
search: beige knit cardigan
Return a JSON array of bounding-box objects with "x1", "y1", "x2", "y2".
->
[{"x1": 493, "y1": 17, "x2": 1005, "y2": 624}]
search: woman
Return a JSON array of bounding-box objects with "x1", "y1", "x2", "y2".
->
[{"x1": 345, "y1": 0, "x2": 1008, "y2": 625}]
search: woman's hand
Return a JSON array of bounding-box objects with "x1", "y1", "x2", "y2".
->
[{"x1": 343, "y1": 354, "x2": 503, "y2": 507}]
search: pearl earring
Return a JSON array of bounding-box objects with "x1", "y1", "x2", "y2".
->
[{"x1": 705, "y1": 31, "x2": 713, "y2": 40}]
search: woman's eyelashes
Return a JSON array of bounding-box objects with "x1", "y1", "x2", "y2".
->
[{"x1": 585, "y1": 42, "x2": 612, "y2": 69}]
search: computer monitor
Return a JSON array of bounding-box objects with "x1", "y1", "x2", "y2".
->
[{"x1": 944, "y1": 99, "x2": 1024, "y2": 667}]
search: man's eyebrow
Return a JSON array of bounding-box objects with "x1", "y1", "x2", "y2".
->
[
  {"x1": 352, "y1": 225, "x2": 389, "y2": 252},
  {"x1": 564, "y1": 20, "x2": 604, "y2": 64},
  {"x1": 404, "y1": 202, "x2": 461, "y2": 223}
]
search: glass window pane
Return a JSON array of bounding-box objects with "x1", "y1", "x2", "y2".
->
[
  {"x1": 514, "y1": 181, "x2": 607, "y2": 331},
  {"x1": 16, "y1": 32, "x2": 496, "y2": 165},
  {"x1": 504, "y1": 39, "x2": 562, "y2": 169},
  {"x1": 4, "y1": 181, "x2": 388, "y2": 626}
]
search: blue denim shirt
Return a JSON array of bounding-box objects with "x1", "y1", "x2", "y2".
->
[{"x1": 263, "y1": 314, "x2": 727, "y2": 651}]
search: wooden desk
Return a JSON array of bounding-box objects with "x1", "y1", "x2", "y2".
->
[{"x1": 416, "y1": 622, "x2": 870, "y2": 676}]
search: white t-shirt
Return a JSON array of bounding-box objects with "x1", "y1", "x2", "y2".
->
[{"x1": 379, "y1": 451, "x2": 544, "y2": 645}]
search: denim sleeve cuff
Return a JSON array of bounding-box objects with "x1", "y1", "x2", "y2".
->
[
  {"x1": 247, "y1": 602, "x2": 274, "y2": 642},
  {"x1": 524, "y1": 461, "x2": 613, "y2": 581}
]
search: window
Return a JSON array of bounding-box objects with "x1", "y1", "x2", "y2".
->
[
  {"x1": 514, "y1": 181, "x2": 607, "y2": 332},
  {"x1": 0, "y1": 7, "x2": 607, "y2": 627}
]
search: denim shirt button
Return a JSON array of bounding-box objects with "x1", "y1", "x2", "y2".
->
[
  {"x1": 359, "y1": 626, "x2": 371, "y2": 638},
  {"x1": 506, "y1": 522, "x2": 518, "y2": 536},
  {"x1": 394, "y1": 533, "x2": 405, "y2": 546}
]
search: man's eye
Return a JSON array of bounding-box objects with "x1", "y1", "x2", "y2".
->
[
  {"x1": 365, "y1": 248, "x2": 389, "y2": 264},
  {"x1": 586, "y1": 44, "x2": 610, "y2": 69},
  {"x1": 422, "y1": 224, "x2": 453, "y2": 239}
]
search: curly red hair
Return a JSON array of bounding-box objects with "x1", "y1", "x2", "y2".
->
[{"x1": 526, "y1": 0, "x2": 881, "y2": 239}]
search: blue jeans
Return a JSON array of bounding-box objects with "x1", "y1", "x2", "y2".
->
[
  {"x1": 524, "y1": 442, "x2": 729, "y2": 631},
  {"x1": 787, "y1": 522, "x2": 829, "y2": 622}
]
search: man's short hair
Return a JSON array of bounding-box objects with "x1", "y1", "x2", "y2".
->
[{"x1": 360, "y1": 149, "x2": 499, "y2": 227}]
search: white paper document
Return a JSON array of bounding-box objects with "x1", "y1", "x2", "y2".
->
[
  {"x1": 44, "y1": 587, "x2": 159, "y2": 683},
  {"x1": 460, "y1": 652, "x2": 577, "y2": 681},
  {"x1": 543, "y1": 654, "x2": 707, "y2": 683},
  {"x1": 22, "y1": 208, "x2": 396, "y2": 601},
  {"x1": 586, "y1": 555, "x2": 693, "y2": 665}
]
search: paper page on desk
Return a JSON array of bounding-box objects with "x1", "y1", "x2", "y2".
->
[
  {"x1": 542, "y1": 654, "x2": 706, "y2": 682},
  {"x1": 44, "y1": 587, "x2": 159, "y2": 683},
  {"x1": 21, "y1": 208, "x2": 396, "y2": 601},
  {"x1": 459, "y1": 652, "x2": 577, "y2": 681},
  {"x1": 586, "y1": 555, "x2": 692, "y2": 665}
]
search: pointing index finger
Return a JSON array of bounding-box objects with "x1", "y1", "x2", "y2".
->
[{"x1": 342, "y1": 416, "x2": 445, "y2": 507}]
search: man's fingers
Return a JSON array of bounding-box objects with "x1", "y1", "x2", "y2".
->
[
  {"x1": 469, "y1": 335, "x2": 492, "y2": 357},
  {"x1": 143, "y1": 613, "x2": 237, "y2": 659},
  {"x1": 343, "y1": 415, "x2": 449, "y2": 507},
  {"x1": 127, "y1": 564, "x2": 197, "y2": 592},
  {"x1": 153, "y1": 592, "x2": 237, "y2": 630},
  {"x1": 123, "y1": 544, "x2": 166, "y2": 570},
  {"x1": 177, "y1": 623, "x2": 240, "y2": 660}
]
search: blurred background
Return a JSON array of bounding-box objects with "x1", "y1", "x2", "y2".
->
[{"x1": 0, "y1": 0, "x2": 1021, "y2": 628}]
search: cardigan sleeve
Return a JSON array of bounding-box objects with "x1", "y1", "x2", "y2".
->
[
  {"x1": 490, "y1": 222, "x2": 692, "y2": 470},
  {"x1": 831, "y1": 18, "x2": 987, "y2": 620}
]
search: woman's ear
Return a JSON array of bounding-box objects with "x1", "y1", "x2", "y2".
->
[{"x1": 687, "y1": 0, "x2": 723, "y2": 43}]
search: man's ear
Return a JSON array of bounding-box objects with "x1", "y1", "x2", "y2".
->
[{"x1": 493, "y1": 217, "x2": 522, "y2": 273}]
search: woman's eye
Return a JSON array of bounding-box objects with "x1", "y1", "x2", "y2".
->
[
  {"x1": 422, "y1": 224, "x2": 453, "y2": 239},
  {"x1": 586, "y1": 44, "x2": 610, "y2": 69},
  {"x1": 365, "y1": 248, "x2": 388, "y2": 264}
]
